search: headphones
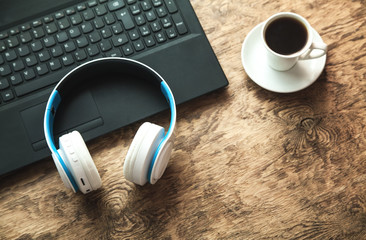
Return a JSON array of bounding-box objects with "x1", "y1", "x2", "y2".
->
[{"x1": 44, "y1": 58, "x2": 176, "y2": 194}]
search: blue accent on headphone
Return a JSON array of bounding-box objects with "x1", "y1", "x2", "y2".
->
[
  {"x1": 147, "y1": 81, "x2": 176, "y2": 182},
  {"x1": 45, "y1": 90, "x2": 79, "y2": 192}
]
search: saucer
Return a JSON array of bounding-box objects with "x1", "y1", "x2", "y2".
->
[{"x1": 241, "y1": 23, "x2": 327, "y2": 93}]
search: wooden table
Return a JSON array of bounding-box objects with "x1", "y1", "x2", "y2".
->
[{"x1": 1, "y1": 0, "x2": 366, "y2": 239}]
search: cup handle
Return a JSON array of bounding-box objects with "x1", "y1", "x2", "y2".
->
[{"x1": 299, "y1": 42, "x2": 328, "y2": 60}]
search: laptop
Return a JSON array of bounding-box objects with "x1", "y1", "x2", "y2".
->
[{"x1": 0, "y1": 0, "x2": 228, "y2": 175}]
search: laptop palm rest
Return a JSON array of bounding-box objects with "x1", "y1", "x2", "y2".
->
[{"x1": 21, "y1": 90, "x2": 103, "y2": 150}]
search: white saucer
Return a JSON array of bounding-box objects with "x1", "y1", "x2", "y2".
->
[{"x1": 241, "y1": 23, "x2": 327, "y2": 93}]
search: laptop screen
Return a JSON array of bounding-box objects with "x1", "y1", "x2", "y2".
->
[{"x1": 0, "y1": 0, "x2": 81, "y2": 29}]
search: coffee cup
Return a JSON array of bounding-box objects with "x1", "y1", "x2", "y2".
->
[{"x1": 262, "y1": 12, "x2": 327, "y2": 71}]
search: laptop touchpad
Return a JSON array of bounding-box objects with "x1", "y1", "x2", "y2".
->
[{"x1": 21, "y1": 90, "x2": 102, "y2": 150}]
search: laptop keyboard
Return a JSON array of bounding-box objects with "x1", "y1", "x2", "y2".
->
[{"x1": 0, "y1": 0, "x2": 188, "y2": 105}]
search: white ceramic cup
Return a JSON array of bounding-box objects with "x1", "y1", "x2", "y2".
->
[{"x1": 262, "y1": 12, "x2": 327, "y2": 71}]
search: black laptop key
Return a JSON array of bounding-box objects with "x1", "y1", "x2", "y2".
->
[
  {"x1": 155, "y1": 32, "x2": 166, "y2": 43},
  {"x1": 161, "y1": 17, "x2": 172, "y2": 28},
  {"x1": 135, "y1": 15, "x2": 146, "y2": 26},
  {"x1": 0, "y1": 32, "x2": 8, "y2": 40},
  {"x1": 4, "y1": 50, "x2": 17, "y2": 61},
  {"x1": 95, "y1": 5, "x2": 108, "y2": 16},
  {"x1": 38, "y1": 50, "x2": 51, "y2": 62},
  {"x1": 1, "y1": 89, "x2": 14, "y2": 101},
  {"x1": 111, "y1": 23, "x2": 123, "y2": 34},
  {"x1": 82, "y1": 9, "x2": 95, "y2": 21},
  {"x1": 166, "y1": 28, "x2": 177, "y2": 39},
  {"x1": 99, "y1": 40, "x2": 112, "y2": 52},
  {"x1": 141, "y1": 1, "x2": 152, "y2": 11},
  {"x1": 157, "y1": 7, "x2": 168, "y2": 18},
  {"x1": 112, "y1": 34, "x2": 128, "y2": 47},
  {"x1": 152, "y1": 0, "x2": 163, "y2": 7},
  {"x1": 12, "y1": 60, "x2": 25, "y2": 72},
  {"x1": 0, "y1": 79, "x2": 9, "y2": 90},
  {"x1": 172, "y1": 13, "x2": 187, "y2": 34},
  {"x1": 49, "y1": 59, "x2": 62, "y2": 71},
  {"x1": 43, "y1": 16, "x2": 54, "y2": 23},
  {"x1": 133, "y1": 39, "x2": 144, "y2": 51},
  {"x1": 32, "y1": 27, "x2": 45, "y2": 39},
  {"x1": 31, "y1": 41, "x2": 43, "y2": 52},
  {"x1": 55, "y1": 12, "x2": 65, "y2": 20},
  {"x1": 88, "y1": 0, "x2": 98, "y2": 7},
  {"x1": 140, "y1": 26, "x2": 150, "y2": 36},
  {"x1": 9, "y1": 74, "x2": 23, "y2": 85},
  {"x1": 20, "y1": 32, "x2": 32, "y2": 43},
  {"x1": 122, "y1": 44, "x2": 133, "y2": 55},
  {"x1": 81, "y1": 23, "x2": 93, "y2": 34},
  {"x1": 69, "y1": 27, "x2": 81, "y2": 38},
  {"x1": 56, "y1": 32, "x2": 68, "y2": 43},
  {"x1": 105, "y1": 48, "x2": 122, "y2": 57},
  {"x1": 93, "y1": 18, "x2": 105, "y2": 29},
  {"x1": 76, "y1": 37, "x2": 89, "y2": 48},
  {"x1": 76, "y1": 3, "x2": 87, "y2": 11},
  {"x1": 6, "y1": 37, "x2": 19, "y2": 48},
  {"x1": 45, "y1": 23, "x2": 58, "y2": 34},
  {"x1": 8, "y1": 28, "x2": 16, "y2": 34},
  {"x1": 144, "y1": 35, "x2": 155, "y2": 47},
  {"x1": 25, "y1": 56, "x2": 37, "y2": 67},
  {"x1": 128, "y1": 29, "x2": 139, "y2": 40},
  {"x1": 151, "y1": 21, "x2": 161, "y2": 32},
  {"x1": 9, "y1": 27, "x2": 20, "y2": 36},
  {"x1": 75, "y1": 49, "x2": 87, "y2": 61},
  {"x1": 51, "y1": 46, "x2": 63, "y2": 57},
  {"x1": 164, "y1": 0, "x2": 178, "y2": 13},
  {"x1": 0, "y1": 65, "x2": 11, "y2": 76},
  {"x1": 88, "y1": 32, "x2": 101, "y2": 43},
  {"x1": 130, "y1": 5, "x2": 141, "y2": 15},
  {"x1": 116, "y1": 9, "x2": 135, "y2": 30},
  {"x1": 17, "y1": 46, "x2": 31, "y2": 57},
  {"x1": 36, "y1": 64, "x2": 49, "y2": 75},
  {"x1": 31, "y1": 20, "x2": 42, "y2": 28},
  {"x1": 70, "y1": 14, "x2": 83, "y2": 25},
  {"x1": 23, "y1": 69, "x2": 36, "y2": 80},
  {"x1": 58, "y1": 19, "x2": 71, "y2": 30},
  {"x1": 101, "y1": 28, "x2": 112, "y2": 38},
  {"x1": 104, "y1": 14, "x2": 116, "y2": 25},
  {"x1": 43, "y1": 36, "x2": 56, "y2": 47},
  {"x1": 66, "y1": 8, "x2": 76, "y2": 16},
  {"x1": 8, "y1": 30, "x2": 17, "y2": 35},
  {"x1": 86, "y1": 45, "x2": 99, "y2": 56},
  {"x1": 64, "y1": 41, "x2": 76, "y2": 53},
  {"x1": 146, "y1": 11, "x2": 157, "y2": 22},
  {"x1": 107, "y1": 0, "x2": 125, "y2": 11},
  {"x1": 62, "y1": 55, "x2": 75, "y2": 66}
]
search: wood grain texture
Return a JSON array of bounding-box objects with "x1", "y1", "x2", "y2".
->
[{"x1": 1, "y1": 0, "x2": 366, "y2": 239}]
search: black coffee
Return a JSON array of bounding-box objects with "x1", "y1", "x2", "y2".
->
[{"x1": 265, "y1": 17, "x2": 308, "y2": 55}]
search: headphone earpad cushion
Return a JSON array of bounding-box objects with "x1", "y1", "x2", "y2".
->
[
  {"x1": 59, "y1": 131, "x2": 102, "y2": 193},
  {"x1": 123, "y1": 122, "x2": 164, "y2": 185}
]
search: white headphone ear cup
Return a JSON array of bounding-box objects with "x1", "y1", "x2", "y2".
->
[
  {"x1": 59, "y1": 131, "x2": 102, "y2": 193},
  {"x1": 124, "y1": 123, "x2": 150, "y2": 182},
  {"x1": 123, "y1": 122, "x2": 164, "y2": 185}
]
